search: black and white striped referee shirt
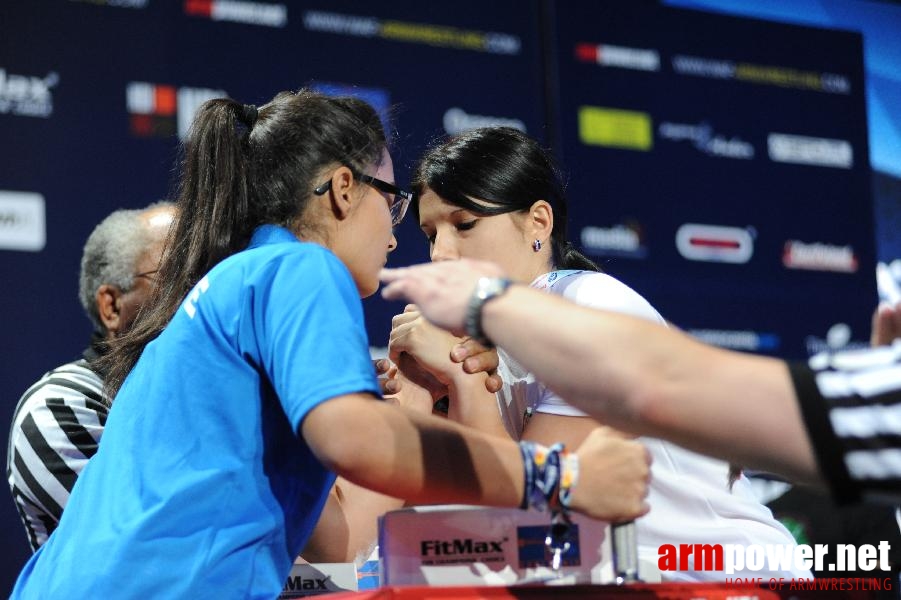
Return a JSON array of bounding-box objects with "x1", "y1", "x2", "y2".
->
[
  {"x1": 6, "y1": 354, "x2": 108, "y2": 551},
  {"x1": 792, "y1": 340, "x2": 901, "y2": 505}
]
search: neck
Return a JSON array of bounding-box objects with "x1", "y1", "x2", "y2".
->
[{"x1": 519, "y1": 258, "x2": 555, "y2": 285}]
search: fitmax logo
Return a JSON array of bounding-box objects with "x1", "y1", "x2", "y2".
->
[
  {"x1": 283, "y1": 574, "x2": 331, "y2": 591},
  {"x1": 421, "y1": 537, "x2": 506, "y2": 556}
]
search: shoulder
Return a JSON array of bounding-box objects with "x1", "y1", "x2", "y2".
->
[
  {"x1": 548, "y1": 271, "x2": 665, "y2": 324},
  {"x1": 11, "y1": 359, "x2": 107, "y2": 429},
  {"x1": 238, "y1": 241, "x2": 352, "y2": 287},
  {"x1": 20, "y1": 358, "x2": 104, "y2": 402},
  {"x1": 203, "y1": 242, "x2": 356, "y2": 312}
]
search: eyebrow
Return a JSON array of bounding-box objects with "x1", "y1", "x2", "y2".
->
[{"x1": 420, "y1": 207, "x2": 470, "y2": 225}]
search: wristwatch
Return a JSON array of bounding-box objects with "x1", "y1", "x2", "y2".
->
[{"x1": 465, "y1": 277, "x2": 513, "y2": 347}]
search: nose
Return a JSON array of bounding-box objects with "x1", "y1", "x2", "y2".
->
[
  {"x1": 430, "y1": 232, "x2": 459, "y2": 263},
  {"x1": 387, "y1": 232, "x2": 397, "y2": 253}
]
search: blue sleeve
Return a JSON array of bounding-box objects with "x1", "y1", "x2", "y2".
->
[{"x1": 251, "y1": 247, "x2": 380, "y2": 432}]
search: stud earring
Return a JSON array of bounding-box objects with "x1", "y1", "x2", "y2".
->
[{"x1": 532, "y1": 239, "x2": 542, "y2": 252}]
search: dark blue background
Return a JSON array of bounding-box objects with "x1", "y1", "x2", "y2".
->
[{"x1": 0, "y1": 0, "x2": 885, "y2": 592}]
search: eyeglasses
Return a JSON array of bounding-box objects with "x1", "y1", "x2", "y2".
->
[{"x1": 314, "y1": 173, "x2": 413, "y2": 227}]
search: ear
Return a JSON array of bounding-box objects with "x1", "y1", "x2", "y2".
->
[
  {"x1": 96, "y1": 284, "x2": 123, "y2": 338},
  {"x1": 527, "y1": 200, "x2": 554, "y2": 242},
  {"x1": 327, "y1": 166, "x2": 357, "y2": 221}
]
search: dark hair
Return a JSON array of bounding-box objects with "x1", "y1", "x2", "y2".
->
[
  {"x1": 411, "y1": 127, "x2": 599, "y2": 272},
  {"x1": 100, "y1": 89, "x2": 386, "y2": 396}
]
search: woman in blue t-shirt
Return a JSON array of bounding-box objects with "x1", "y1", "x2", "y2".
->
[{"x1": 11, "y1": 91, "x2": 652, "y2": 599}]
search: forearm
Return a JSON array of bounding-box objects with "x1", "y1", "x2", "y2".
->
[
  {"x1": 303, "y1": 395, "x2": 524, "y2": 508},
  {"x1": 480, "y1": 287, "x2": 820, "y2": 483},
  {"x1": 480, "y1": 287, "x2": 655, "y2": 423},
  {"x1": 446, "y1": 372, "x2": 510, "y2": 439}
]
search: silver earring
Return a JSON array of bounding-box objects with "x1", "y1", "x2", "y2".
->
[{"x1": 532, "y1": 239, "x2": 542, "y2": 252}]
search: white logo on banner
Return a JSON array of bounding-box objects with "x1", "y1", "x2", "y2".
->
[
  {"x1": 578, "y1": 43, "x2": 660, "y2": 71},
  {"x1": 126, "y1": 81, "x2": 226, "y2": 139},
  {"x1": 0, "y1": 191, "x2": 46, "y2": 252},
  {"x1": 186, "y1": 0, "x2": 287, "y2": 27},
  {"x1": 676, "y1": 223, "x2": 754, "y2": 264},
  {"x1": 659, "y1": 122, "x2": 754, "y2": 160},
  {"x1": 768, "y1": 133, "x2": 853, "y2": 169},
  {"x1": 0, "y1": 69, "x2": 58, "y2": 118},
  {"x1": 443, "y1": 108, "x2": 526, "y2": 135},
  {"x1": 783, "y1": 240, "x2": 858, "y2": 273},
  {"x1": 580, "y1": 223, "x2": 648, "y2": 258}
]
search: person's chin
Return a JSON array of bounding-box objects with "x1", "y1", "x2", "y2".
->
[{"x1": 357, "y1": 279, "x2": 379, "y2": 299}]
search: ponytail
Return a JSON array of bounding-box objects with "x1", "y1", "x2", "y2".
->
[
  {"x1": 553, "y1": 238, "x2": 601, "y2": 272},
  {"x1": 98, "y1": 90, "x2": 386, "y2": 399},
  {"x1": 100, "y1": 99, "x2": 254, "y2": 397}
]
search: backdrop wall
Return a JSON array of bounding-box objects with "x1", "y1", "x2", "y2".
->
[{"x1": 0, "y1": 0, "x2": 889, "y2": 592}]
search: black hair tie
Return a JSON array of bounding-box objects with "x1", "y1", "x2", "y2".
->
[{"x1": 240, "y1": 104, "x2": 258, "y2": 128}]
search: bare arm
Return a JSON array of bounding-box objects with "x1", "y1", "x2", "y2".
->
[
  {"x1": 872, "y1": 301, "x2": 901, "y2": 347},
  {"x1": 389, "y1": 307, "x2": 508, "y2": 437},
  {"x1": 480, "y1": 287, "x2": 819, "y2": 483},
  {"x1": 446, "y1": 374, "x2": 510, "y2": 439},
  {"x1": 301, "y1": 393, "x2": 651, "y2": 522},
  {"x1": 302, "y1": 478, "x2": 403, "y2": 564},
  {"x1": 379, "y1": 260, "x2": 819, "y2": 485}
]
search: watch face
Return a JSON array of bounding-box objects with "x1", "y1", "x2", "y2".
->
[
  {"x1": 478, "y1": 277, "x2": 510, "y2": 299},
  {"x1": 466, "y1": 278, "x2": 511, "y2": 346}
]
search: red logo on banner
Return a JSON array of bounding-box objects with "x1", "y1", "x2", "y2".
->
[
  {"x1": 676, "y1": 223, "x2": 754, "y2": 264},
  {"x1": 184, "y1": 0, "x2": 213, "y2": 17}
]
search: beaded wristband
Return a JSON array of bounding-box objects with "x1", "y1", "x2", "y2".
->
[
  {"x1": 557, "y1": 449, "x2": 579, "y2": 512},
  {"x1": 518, "y1": 441, "x2": 575, "y2": 513}
]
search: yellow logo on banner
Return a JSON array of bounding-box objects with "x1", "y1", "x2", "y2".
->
[{"x1": 578, "y1": 106, "x2": 652, "y2": 151}]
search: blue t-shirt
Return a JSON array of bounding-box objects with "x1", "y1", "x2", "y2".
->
[{"x1": 12, "y1": 225, "x2": 381, "y2": 599}]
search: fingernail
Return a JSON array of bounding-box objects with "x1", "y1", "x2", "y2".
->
[{"x1": 451, "y1": 347, "x2": 466, "y2": 361}]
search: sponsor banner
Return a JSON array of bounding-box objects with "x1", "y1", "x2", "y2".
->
[
  {"x1": 302, "y1": 10, "x2": 521, "y2": 55},
  {"x1": 688, "y1": 329, "x2": 780, "y2": 352},
  {"x1": 0, "y1": 191, "x2": 46, "y2": 252},
  {"x1": 278, "y1": 562, "x2": 357, "y2": 598},
  {"x1": 877, "y1": 261, "x2": 901, "y2": 304},
  {"x1": 70, "y1": 0, "x2": 148, "y2": 7},
  {"x1": 768, "y1": 133, "x2": 853, "y2": 169},
  {"x1": 580, "y1": 222, "x2": 648, "y2": 259},
  {"x1": 379, "y1": 506, "x2": 623, "y2": 585},
  {"x1": 184, "y1": 0, "x2": 287, "y2": 28},
  {"x1": 671, "y1": 54, "x2": 851, "y2": 95},
  {"x1": 658, "y1": 121, "x2": 754, "y2": 160},
  {"x1": 310, "y1": 81, "x2": 391, "y2": 132},
  {"x1": 805, "y1": 322, "x2": 869, "y2": 356},
  {"x1": 658, "y1": 541, "x2": 891, "y2": 577},
  {"x1": 675, "y1": 223, "x2": 754, "y2": 264},
  {"x1": 0, "y1": 68, "x2": 58, "y2": 119},
  {"x1": 517, "y1": 524, "x2": 582, "y2": 569},
  {"x1": 126, "y1": 82, "x2": 227, "y2": 139},
  {"x1": 443, "y1": 107, "x2": 526, "y2": 135},
  {"x1": 783, "y1": 240, "x2": 858, "y2": 273},
  {"x1": 578, "y1": 106, "x2": 652, "y2": 151},
  {"x1": 574, "y1": 43, "x2": 660, "y2": 72}
]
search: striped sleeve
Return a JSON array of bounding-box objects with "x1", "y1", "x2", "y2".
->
[
  {"x1": 6, "y1": 359, "x2": 108, "y2": 551},
  {"x1": 791, "y1": 342, "x2": 901, "y2": 506}
]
